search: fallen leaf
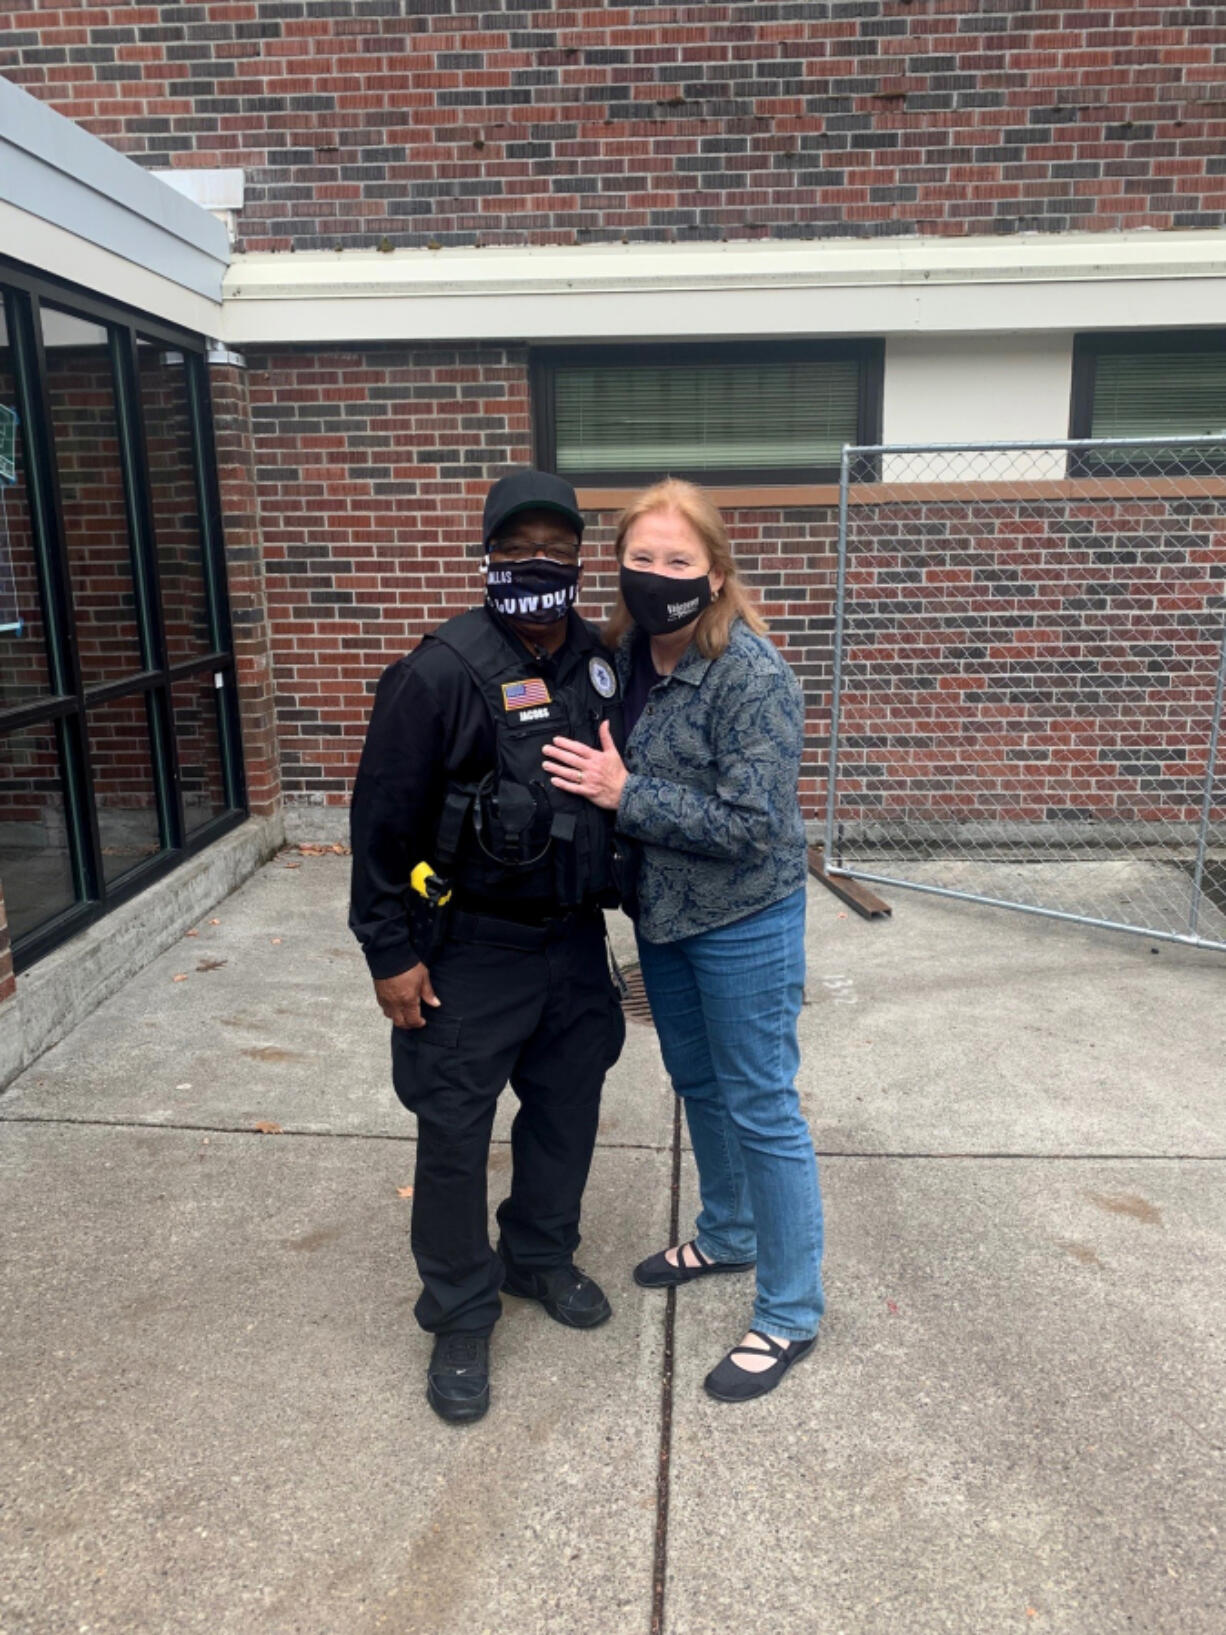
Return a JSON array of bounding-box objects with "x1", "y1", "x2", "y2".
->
[
  {"x1": 284, "y1": 862, "x2": 301, "y2": 870},
  {"x1": 172, "y1": 973, "x2": 189, "y2": 983},
  {"x1": 1086, "y1": 1191, "x2": 1162, "y2": 1226},
  {"x1": 253, "y1": 1120, "x2": 284, "y2": 1135},
  {"x1": 886, "y1": 1299, "x2": 900, "y2": 1315},
  {"x1": 330, "y1": 843, "x2": 349, "y2": 855},
  {"x1": 242, "y1": 1045, "x2": 302, "y2": 1063},
  {"x1": 184, "y1": 929, "x2": 199, "y2": 938},
  {"x1": 836, "y1": 911, "x2": 848, "y2": 920},
  {"x1": 270, "y1": 937, "x2": 283, "y2": 945},
  {"x1": 196, "y1": 958, "x2": 227, "y2": 972},
  {"x1": 396, "y1": 1185, "x2": 414, "y2": 1199},
  {"x1": 209, "y1": 917, "x2": 221, "y2": 925}
]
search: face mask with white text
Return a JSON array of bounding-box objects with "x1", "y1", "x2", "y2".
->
[
  {"x1": 618, "y1": 566, "x2": 712, "y2": 635},
  {"x1": 486, "y1": 558, "x2": 580, "y2": 626}
]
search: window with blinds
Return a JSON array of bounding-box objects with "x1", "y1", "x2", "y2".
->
[
  {"x1": 1075, "y1": 334, "x2": 1226, "y2": 473},
  {"x1": 535, "y1": 344, "x2": 880, "y2": 483}
]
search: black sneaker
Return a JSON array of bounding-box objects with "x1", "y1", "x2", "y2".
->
[
  {"x1": 500, "y1": 1260, "x2": 613, "y2": 1329},
  {"x1": 426, "y1": 1332, "x2": 490, "y2": 1424}
]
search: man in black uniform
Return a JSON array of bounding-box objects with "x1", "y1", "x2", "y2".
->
[{"x1": 349, "y1": 469, "x2": 627, "y2": 1424}]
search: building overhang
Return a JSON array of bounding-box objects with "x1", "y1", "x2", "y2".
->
[
  {"x1": 0, "y1": 79, "x2": 226, "y2": 336},
  {"x1": 221, "y1": 231, "x2": 1226, "y2": 348}
]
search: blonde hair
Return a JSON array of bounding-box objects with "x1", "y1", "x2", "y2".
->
[{"x1": 603, "y1": 479, "x2": 768, "y2": 659}]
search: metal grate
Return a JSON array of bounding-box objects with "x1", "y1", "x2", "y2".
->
[{"x1": 619, "y1": 961, "x2": 656, "y2": 1027}]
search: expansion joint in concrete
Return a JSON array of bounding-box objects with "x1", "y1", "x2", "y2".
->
[
  {"x1": 0, "y1": 1112, "x2": 675, "y2": 1154},
  {"x1": 650, "y1": 1096, "x2": 683, "y2": 1635}
]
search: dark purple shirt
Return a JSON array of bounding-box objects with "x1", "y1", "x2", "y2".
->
[{"x1": 622, "y1": 633, "x2": 663, "y2": 736}]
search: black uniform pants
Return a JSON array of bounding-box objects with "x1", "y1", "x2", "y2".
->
[{"x1": 390, "y1": 910, "x2": 626, "y2": 1336}]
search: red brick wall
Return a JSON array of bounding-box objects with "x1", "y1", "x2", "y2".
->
[
  {"x1": 247, "y1": 342, "x2": 533, "y2": 804},
  {"x1": 210, "y1": 360, "x2": 283, "y2": 821},
  {"x1": 245, "y1": 344, "x2": 1226, "y2": 830},
  {"x1": 3, "y1": 3, "x2": 1224, "y2": 250},
  {"x1": 583, "y1": 503, "x2": 838, "y2": 817},
  {"x1": 245, "y1": 342, "x2": 838, "y2": 815},
  {"x1": 835, "y1": 495, "x2": 1226, "y2": 830}
]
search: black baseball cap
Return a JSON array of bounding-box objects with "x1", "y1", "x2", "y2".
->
[{"x1": 482, "y1": 469, "x2": 585, "y2": 551}]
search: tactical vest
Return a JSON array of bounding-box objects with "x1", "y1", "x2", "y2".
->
[{"x1": 424, "y1": 609, "x2": 625, "y2": 909}]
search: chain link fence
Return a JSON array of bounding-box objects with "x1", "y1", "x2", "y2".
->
[{"x1": 824, "y1": 437, "x2": 1226, "y2": 952}]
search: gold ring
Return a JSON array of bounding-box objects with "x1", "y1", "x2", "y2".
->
[{"x1": 577, "y1": 770, "x2": 585, "y2": 784}]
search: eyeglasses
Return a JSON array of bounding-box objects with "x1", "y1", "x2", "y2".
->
[{"x1": 489, "y1": 536, "x2": 580, "y2": 565}]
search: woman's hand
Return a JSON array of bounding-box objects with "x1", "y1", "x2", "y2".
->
[{"x1": 542, "y1": 720, "x2": 628, "y2": 811}]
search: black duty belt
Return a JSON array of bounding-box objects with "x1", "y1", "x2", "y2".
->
[{"x1": 448, "y1": 906, "x2": 601, "y2": 951}]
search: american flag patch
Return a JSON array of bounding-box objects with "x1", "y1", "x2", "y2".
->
[{"x1": 502, "y1": 678, "x2": 553, "y2": 711}]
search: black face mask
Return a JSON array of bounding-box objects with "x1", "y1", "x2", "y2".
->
[
  {"x1": 486, "y1": 558, "x2": 580, "y2": 627},
  {"x1": 619, "y1": 566, "x2": 712, "y2": 636}
]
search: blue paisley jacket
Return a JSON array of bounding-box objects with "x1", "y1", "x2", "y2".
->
[{"x1": 615, "y1": 619, "x2": 808, "y2": 944}]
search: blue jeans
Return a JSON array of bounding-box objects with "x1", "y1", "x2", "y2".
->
[{"x1": 636, "y1": 887, "x2": 825, "y2": 1340}]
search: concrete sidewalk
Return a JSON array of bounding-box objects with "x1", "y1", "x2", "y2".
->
[{"x1": 1, "y1": 855, "x2": 1224, "y2": 1635}]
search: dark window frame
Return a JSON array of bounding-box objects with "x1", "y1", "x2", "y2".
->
[
  {"x1": 0, "y1": 256, "x2": 246, "y2": 973},
  {"x1": 531, "y1": 339, "x2": 884, "y2": 486},
  {"x1": 1069, "y1": 329, "x2": 1226, "y2": 477}
]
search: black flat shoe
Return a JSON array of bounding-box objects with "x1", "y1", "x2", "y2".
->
[
  {"x1": 633, "y1": 1239, "x2": 756, "y2": 1290},
  {"x1": 500, "y1": 1260, "x2": 612, "y2": 1329},
  {"x1": 703, "y1": 1330, "x2": 816, "y2": 1403},
  {"x1": 427, "y1": 1332, "x2": 490, "y2": 1424}
]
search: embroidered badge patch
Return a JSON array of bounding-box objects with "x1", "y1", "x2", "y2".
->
[
  {"x1": 502, "y1": 678, "x2": 553, "y2": 711},
  {"x1": 588, "y1": 657, "x2": 617, "y2": 699}
]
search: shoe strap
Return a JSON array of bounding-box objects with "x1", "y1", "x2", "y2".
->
[
  {"x1": 670, "y1": 1240, "x2": 709, "y2": 1273},
  {"x1": 729, "y1": 1330, "x2": 789, "y2": 1367}
]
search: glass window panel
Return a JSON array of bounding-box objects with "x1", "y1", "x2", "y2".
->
[
  {"x1": 86, "y1": 692, "x2": 162, "y2": 883},
  {"x1": 42, "y1": 305, "x2": 144, "y2": 688},
  {"x1": 173, "y1": 673, "x2": 230, "y2": 835},
  {"x1": 0, "y1": 301, "x2": 56, "y2": 709},
  {"x1": 138, "y1": 344, "x2": 213, "y2": 661},
  {"x1": 1087, "y1": 345, "x2": 1226, "y2": 469},
  {"x1": 0, "y1": 720, "x2": 78, "y2": 941},
  {"x1": 553, "y1": 357, "x2": 861, "y2": 475}
]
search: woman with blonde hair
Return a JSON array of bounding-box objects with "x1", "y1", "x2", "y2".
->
[{"x1": 543, "y1": 479, "x2": 824, "y2": 1402}]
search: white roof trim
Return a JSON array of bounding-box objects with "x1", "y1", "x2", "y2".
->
[
  {"x1": 221, "y1": 231, "x2": 1226, "y2": 345},
  {"x1": 0, "y1": 202, "x2": 223, "y2": 338},
  {"x1": 0, "y1": 78, "x2": 228, "y2": 310},
  {"x1": 152, "y1": 169, "x2": 246, "y2": 214}
]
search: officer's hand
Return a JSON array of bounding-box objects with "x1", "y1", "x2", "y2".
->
[
  {"x1": 374, "y1": 964, "x2": 440, "y2": 1030},
  {"x1": 543, "y1": 720, "x2": 628, "y2": 810}
]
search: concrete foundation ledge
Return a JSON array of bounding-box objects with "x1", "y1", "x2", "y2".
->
[
  {"x1": 0, "y1": 813, "x2": 284, "y2": 1094},
  {"x1": 284, "y1": 800, "x2": 350, "y2": 844}
]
